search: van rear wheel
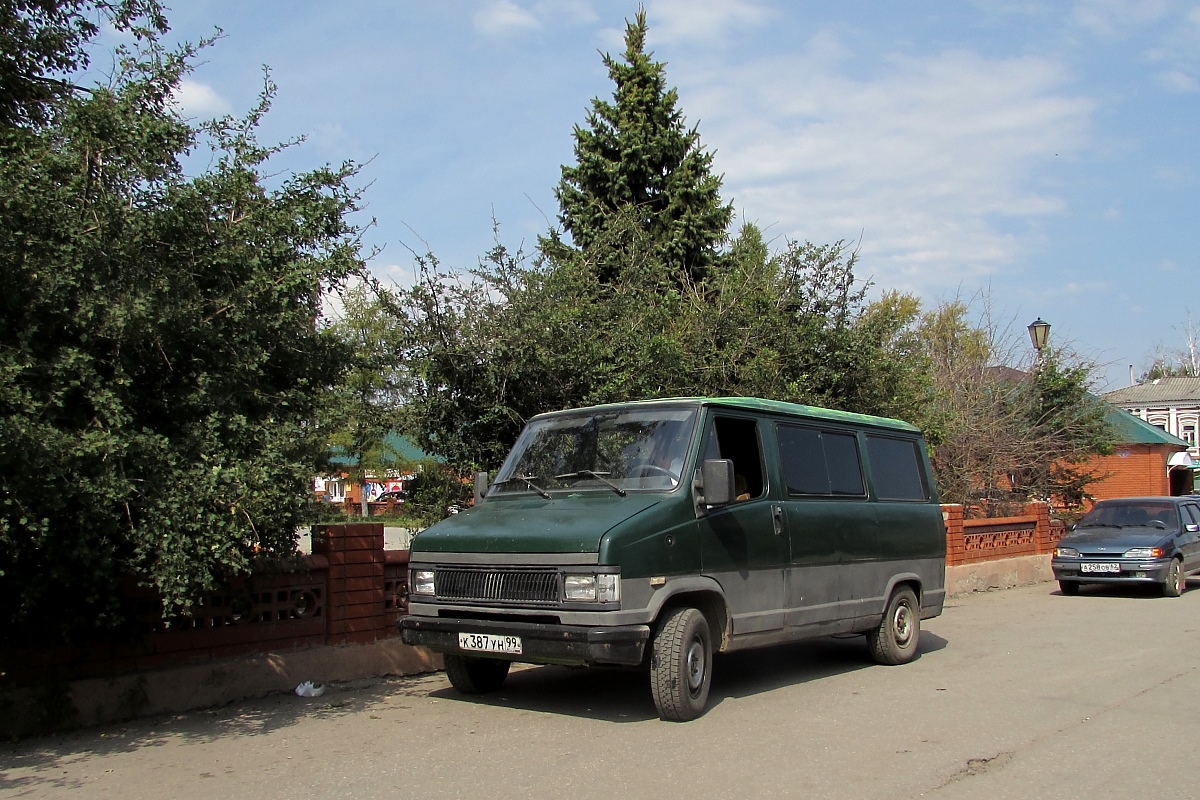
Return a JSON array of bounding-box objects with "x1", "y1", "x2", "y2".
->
[
  {"x1": 443, "y1": 654, "x2": 510, "y2": 694},
  {"x1": 867, "y1": 587, "x2": 920, "y2": 666},
  {"x1": 649, "y1": 607, "x2": 712, "y2": 722}
]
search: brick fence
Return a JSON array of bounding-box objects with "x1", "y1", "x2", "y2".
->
[
  {"x1": 1, "y1": 523, "x2": 408, "y2": 687},
  {"x1": 4, "y1": 510, "x2": 1069, "y2": 689},
  {"x1": 942, "y1": 502, "x2": 1066, "y2": 566}
]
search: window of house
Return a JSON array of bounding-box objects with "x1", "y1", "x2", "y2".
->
[
  {"x1": 865, "y1": 435, "x2": 930, "y2": 501},
  {"x1": 1183, "y1": 424, "x2": 1196, "y2": 446}
]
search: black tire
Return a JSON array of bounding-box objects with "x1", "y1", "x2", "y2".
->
[
  {"x1": 649, "y1": 607, "x2": 712, "y2": 722},
  {"x1": 443, "y1": 654, "x2": 511, "y2": 694},
  {"x1": 1059, "y1": 580, "x2": 1080, "y2": 596},
  {"x1": 1163, "y1": 558, "x2": 1185, "y2": 598},
  {"x1": 867, "y1": 587, "x2": 921, "y2": 666}
]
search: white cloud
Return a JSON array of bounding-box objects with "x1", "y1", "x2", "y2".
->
[
  {"x1": 1157, "y1": 69, "x2": 1199, "y2": 91},
  {"x1": 647, "y1": 0, "x2": 773, "y2": 45},
  {"x1": 473, "y1": 0, "x2": 542, "y2": 38},
  {"x1": 682, "y1": 38, "x2": 1095, "y2": 291},
  {"x1": 1072, "y1": 0, "x2": 1169, "y2": 36},
  {"x1": 533, "y1": 0, "x2": 598, "y2": 25},
  {"x1": 170, "y1": 79, "x2": 231, "y2": 117}
]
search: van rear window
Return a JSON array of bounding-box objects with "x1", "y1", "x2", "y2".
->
[
  {"x1": 777, "y1": 425, "x2": 865, "y2": 497},
  {"x1": 865, "y1": 436, "x2": 929, "y2": 501}
]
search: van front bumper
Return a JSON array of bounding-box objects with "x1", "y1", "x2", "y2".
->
[{"x1": 399, "y1": 615, "x2": 651, "y2": 667}]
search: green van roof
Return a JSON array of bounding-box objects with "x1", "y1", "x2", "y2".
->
[{"x1": 531, "y1": 396, "x2": 923, "y2": 434}]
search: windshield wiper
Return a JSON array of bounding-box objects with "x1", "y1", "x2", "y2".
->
[
  {"x1": 1079, "y1": 523, "x2": 1120, "y2": 529},
  {"x1": 555, "y1": 470, "x2": 627, "y2": 497},
  {"x1": 492, "y1": 475, "x2": 551, "y2": 499}
]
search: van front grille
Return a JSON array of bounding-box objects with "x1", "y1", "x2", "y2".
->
[{"x1": 435, "y1": 568, "x2": 560, "y2": 605}]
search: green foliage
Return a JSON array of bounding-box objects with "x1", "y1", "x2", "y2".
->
[
  {"x1": 915, "y1": 301, "x2": 1113, "y2": 515},
  {"x1": 0, "y1": 12, "x2": 366, "y2": 643},
  {"x1": 395, "y1": 215, "x2": 931, "y2": 471},
  {"x1": 550, "y1": 9, "x2": 732, "y2": 285},
  {"x1": 403, "y1": 463, "x2": 472, "y2": 528},
  {"x1": 0, "y1": 0, "x2": 167, "y2": 127},
  {"x1": 324, "y1": 282, "x2": 408, "y2": 512}
]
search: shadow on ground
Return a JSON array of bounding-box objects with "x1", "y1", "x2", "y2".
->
[
  {"x1": 0, "y1": 671, "x2": 445, "y2": 794},
  {"x1": 1055, "y1": 576, "x2": 1200, "y2": 600},
  {"x1": 431, "y1": 631, "x2": 949, "y2": 722}
]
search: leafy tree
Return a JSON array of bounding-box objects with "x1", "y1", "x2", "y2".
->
[
  {"x1": 0, "y1": 0, "x2": 166, "y2": 126},
  {"x1": 549, "y1": 9, "x2": 732, "y2": 285},
  {"x1": 915, "y1": 299, "x2": 1112, "y2": 515},
  {"x1": 0, "y1": 5, "x2": 366, "y2": 644},
  {"x1": 395, "y1": 217, "x2": 932, "y2": 470},
  {"x1": 324, "y1": 282, "x2": 408, "y2": 515},
  {"x1": 1140, "y1": 312, "x2": 1199, "y2": 380}
]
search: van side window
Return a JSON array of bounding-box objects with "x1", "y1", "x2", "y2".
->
[
  {"x1": 865, "y1": 435, "x2": 929, "y2": 501},
  {"x1": 704, "y1": 416, "x2": 765, "y2": 499},
  {"x1": 777, "y1": 425, "x2": 865, "y2": 497}
]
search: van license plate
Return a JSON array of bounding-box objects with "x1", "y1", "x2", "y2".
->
[
  {"x1": 458, "y1": 632, "x2": 522, "y2": 655},
  {"x1": 1081, "y1": 562, "x2": 1120, "y2": 573}
]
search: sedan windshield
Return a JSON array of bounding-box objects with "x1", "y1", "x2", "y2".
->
[
  {"x1": 492, "y1": 407, "x2": 698, "y2": 495},
  {"x1": 1079, "y1": 501, "x2": 1180, "y2": 529}
]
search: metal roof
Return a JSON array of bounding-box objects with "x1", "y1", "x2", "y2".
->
[
  {"x1": 1103, "y1": 406, "x2": 1189, "y2": 447},
  {"x1": 529, "y1": 396, "x2": 922, "y2": 433},
  {"x1": 1102, "y1": 376, "x2": 1200, "y2": 406}
]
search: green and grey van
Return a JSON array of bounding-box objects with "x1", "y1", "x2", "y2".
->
[{"x1": 400, "y1": 397, "x2": 945, "y2": 721}]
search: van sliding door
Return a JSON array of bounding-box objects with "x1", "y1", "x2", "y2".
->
[{"x1": 775, "y1": 424, "x2": 878, "y2": 629}]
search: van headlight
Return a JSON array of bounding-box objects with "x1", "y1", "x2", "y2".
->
[
  {"x1": 411, "y1": 569, "x2": 435, "y2": 596},
  {"x1": 563, "y1": 573, "x2": 620, "y2": 603}
]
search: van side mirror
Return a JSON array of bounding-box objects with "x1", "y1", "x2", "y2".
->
[
  {"x1": 474, "y1": 471, "x2": 489, "y2": 504},
  {"x1": 700, "y1": 459, "x2": 736, "y2": 507}
]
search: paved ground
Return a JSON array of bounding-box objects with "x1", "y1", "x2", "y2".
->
[{"x1": 4, "y1": 579, "x2": 1199, "y2": 799}]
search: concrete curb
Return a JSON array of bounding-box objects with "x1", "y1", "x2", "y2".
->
[
  {"x1": 0, "y1": 639, "x2": 441, "y2": 739},
  {"x1": 946, "y1": 554, "x2": 1054, "y2": 596}
]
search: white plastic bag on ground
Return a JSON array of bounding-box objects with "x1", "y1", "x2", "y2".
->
[{"x1": 294, "y1": 681, "x2": 326, "y2": 698}]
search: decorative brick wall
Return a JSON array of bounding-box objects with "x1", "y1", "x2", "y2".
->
[
  {"x1": 942, "y1": 502, "x2": 1061, "y2": 567},
  {"x1": 1, "y1": 523, "x2": 408, "y2": 686}
]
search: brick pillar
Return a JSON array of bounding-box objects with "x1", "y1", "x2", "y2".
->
[
  {"x1": 313, "y1": 522, "x2": 386, "y2": 645},
  {"x1": 1028, "y1": 501, "x2": 1053, "y2": 554},
  {"x1": 942, "y1": 504, "x2": 965, "y2": 567}
]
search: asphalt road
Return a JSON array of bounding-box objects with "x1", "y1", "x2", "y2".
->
[{"x1": 4, "y1": 579, "x2": 1199, "y2": 799}]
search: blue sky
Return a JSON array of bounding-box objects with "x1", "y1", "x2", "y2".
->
[{"x1": 138, "y1": 0, "x2": 1198, "y2": 390}]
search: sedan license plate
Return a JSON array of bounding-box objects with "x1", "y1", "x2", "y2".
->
[
  {"x1": 1080, "y1": 562, "x2": 1121, "y2": 574},
  {"x1": 458, "y1": 632, "x2": 522, "y2": 655}
]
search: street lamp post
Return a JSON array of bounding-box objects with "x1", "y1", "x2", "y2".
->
[{"x1": 1028, "y1": 318, "x2": 1050, "y2": 363}]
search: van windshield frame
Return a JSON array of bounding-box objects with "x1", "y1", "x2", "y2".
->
[{"x1": 492, "y1": 407, "x2": 698, "y2": 495}]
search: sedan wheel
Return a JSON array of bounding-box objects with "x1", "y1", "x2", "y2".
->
[{"x1": 1163, "y1": 558, "x2": 1185, "y2": 598}]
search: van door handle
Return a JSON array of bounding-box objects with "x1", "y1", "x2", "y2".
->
[{"x1": 772, "y1": 504, "x2": 784, "y2": 536}]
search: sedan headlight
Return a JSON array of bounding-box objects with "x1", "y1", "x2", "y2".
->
[
  {"x1": 411, "y1": 569, "x2": 435, "y2": 596},
  {"x1": 1055, "y1": 546, "x2": 1079, "y2": 558},
  {"x1": 563, "y1": 573, "x2": 620, "y2": 603},
  {"x1": 1123, "y1": 547, "x2": 1164, "y2": 559}
]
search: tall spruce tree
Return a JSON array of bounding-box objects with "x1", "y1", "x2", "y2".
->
[{"x1": 551, "y1": 9, "x2": 731, "y2": 284}]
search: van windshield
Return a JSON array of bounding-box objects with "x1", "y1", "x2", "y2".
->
[{"x1": 492, "y1": 407, "x2": 698, "y2": 495}]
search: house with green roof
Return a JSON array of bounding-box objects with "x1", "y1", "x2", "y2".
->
[
  {"x1": 315, "y1": 434, "x2": 445, "y2": 507},
  {"x1": 1083, "y1": 405, "x2": 1194, "y2": 498}
]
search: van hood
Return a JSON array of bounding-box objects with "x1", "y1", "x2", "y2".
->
[{"x1": 411, "y1": 493, "x2": 666, "y2": 554}]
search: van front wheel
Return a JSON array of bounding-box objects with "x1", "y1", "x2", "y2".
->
[
  {"x1": 867, "y1": 587, "x2": 921, "y2": 666},
  {"x1": 443, "y1": 654, "x2": 510, "y2": 694},
  {"x1": 650, "y1": 607, "x2": 712, "y2": 722}
]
